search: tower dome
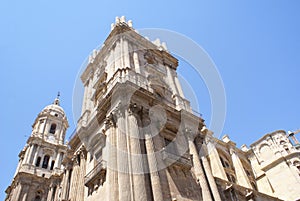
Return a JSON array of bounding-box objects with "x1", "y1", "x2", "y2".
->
[
  {"x1": 40, "y1": 97, "x2": 66, "y2": 118},
  {"x1": 31, "y1": 95, "x2": 69, "y2": 145}
]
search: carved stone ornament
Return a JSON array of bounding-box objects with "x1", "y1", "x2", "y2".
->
[
  {"x1": 105, "y1": 113, "x2": 116, "y2": 129},
  {"x1": 144, "y1": 50, "x2": 157, "y2": 64}
]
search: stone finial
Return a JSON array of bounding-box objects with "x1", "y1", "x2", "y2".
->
[
  {"x1": 88, "y1": 55, "x2": 93, "y2": 63},
  {"x1": 153, "y1": 38, "x2": 161, "y2": 47},
  {"x1": 120, "y1": 16, "x2": 126, "y2": 23},
  {"x1": 128, "y1": 20, "x2": 133, "y2": 28},
  {"x1": 241, "y1": 144, "x2": 249, "y2": 152},
  {"x1": 222, "y1": 135, "x2": 231, "y2": 143},
  {"x1": 115, "y1": 16, "x2": 120, "y2": 24},
  {"x1": 161, "y1": 42, "x2": 168, "y2": 50},
  {"x1": 93, "y1": 49, "x2": 97, "y2": 58},
  {"x1": 201, "y1": 126, "x2": 208, "y2": 134}
]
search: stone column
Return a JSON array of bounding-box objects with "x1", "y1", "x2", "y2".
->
[
  {"x1": 106, "y1": 115, "x2": 119, "y2": 201},
  {"x1": 115, "y1": 107, "x2": 131, "y2": 201},
  {"x1": 86, "y1": 77, "x2": 93, "y2": 112},
  {"x1": 166, "y1": 67, "x2": 178, "y2": 95},
  {"x1": 14, "y1": 183, "x2": 22, "y2": 201},
  {"x1": 143, "y1": 116, "x2": 164, "y2": 201},
  {"x1": 14, "y1": 158, "x2": 22, "y2": 177},
  {"x1": 115, "y1": 40, "x2": 122, "y2": 69},
  {"x1": 33, "y1": 145, "x2": 40, "y2": 166},
  {"x1": 28, "y1": 144, "x2": 37, "y2": 164},
  {"x1": 69, "y1": 157, "x2": 80, "y2": 201},
  {"x1": 174, "y1": 75, "x2": 185, "y2": 98},
  {"x1": 81, "y1": 82, "x2": 89, "y2": 115},
  {"x1": 186, "y1": 132, "x2": 212, "y2": 201},
  {"x1": 201, "y1": 143, "x2": 222, "y2": 201},
  {"x1": 230, "y1": 148, "x2": 252, "y2": 188},
  {"x1": 151, "y1": 125, "x2": 172, "y2": 200},
  {"x1": 23, "y1": 145, "x2": 32, "y2": 164},
  {"x1": 202, "y1": 156, "x2": 222, "y2": 201},
  {"x1": 48, "y1": 155, "x2": 53, "y2": 170},
  {"x1": 76, "y1": 151, "x2": 86, "y2": 201},
  {"x1": 122, "y1": 38, "x2": 130, "y2": 68},
  {"x1": 206, "y1": 137, "x2": 227, "y2": 180},
  {"x1": 133, "y1": 52, "x2": 141, "y2": 74},
  {"x1": 54, "y1": 152, "x2": 60, "y2": 169},
  {"x1": 61, "y1": 167, "x2": 70, "y2": 200},
  {"x1": 21, "y1": 185, "x2": 29, "y2": 201},
  {"x1": 47, "y1": 185, "x2": 53, "y2": 201},
  {"x1": 127, "y1": 105, "x2": 147, "y2": 200}
]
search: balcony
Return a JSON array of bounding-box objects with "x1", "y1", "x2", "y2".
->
[
  {"x1": 162, "y1": 148, "x2": 192, "y2": 169},
  {"x1": 84, "y1": 160, "x2": 107, "y2": 186}
]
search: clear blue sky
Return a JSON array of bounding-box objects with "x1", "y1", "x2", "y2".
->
[{"x1": 1, "y1": 1, "x2": 299, "y2": 199}]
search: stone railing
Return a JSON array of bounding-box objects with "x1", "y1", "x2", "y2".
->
[
  {"x1": 84, "y1": 160, "x2": 107, "y2": 186},
  {"x1": 162, "y1": 148, "x2": 192, "y2": 169}
]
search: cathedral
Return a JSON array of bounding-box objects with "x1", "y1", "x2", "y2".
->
[{"x1": 5, "y1": 17, "x2": 300, "y2": 201}]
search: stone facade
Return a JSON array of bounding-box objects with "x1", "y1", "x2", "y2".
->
[{"x1": 5, "y1": 17, "x2": 300, "y2": 201}]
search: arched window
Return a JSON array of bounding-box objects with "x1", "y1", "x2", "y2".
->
[
  {"x1": 35, "y1": 156, "x2": 41, "y2": 167},
  {"x1": 50, "y1": 160, "x2": 55, "y2": 170},
  {"x1": 283, "y1": 145, "x2": 290, "y2": 154},
  {"x1": 77, "y1": 154, "x2": 81, "y2": 166},
  {"x1": 49, "y1": 124, "x2": 57, "y2": 134},
  {"x1": 42, "y1": 155, "x2": 50, "y2": 169},
  {"x1": 293, "y1": 161, "x2": 300, "y2": 175}
]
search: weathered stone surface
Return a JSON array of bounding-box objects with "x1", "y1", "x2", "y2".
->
[{"x1": 5, "y1": 18, "x2": 299, "y2": 201}]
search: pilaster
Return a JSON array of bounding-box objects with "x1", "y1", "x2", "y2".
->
[
  {"x1": 185, "y1": 130, "x2": 212, "y2": 201},
  {"x1": 230, "y1": 148, "x2": 252, "y2": 189},
  {"x1": 206, "y1": 135, "x2": 227, "y2": 180},
  {"x1": 143, "y1": 109, "x2": 164, "y2": 201},
  {"x1": 106, "y1": 114, "x2": 119, "y2": 201},
  {"x1": 127, "y1": 103, "x2": 147, "y2": 200},
  {"x1": 115, "y1": 105, "x2": 131, "y2": 201}
]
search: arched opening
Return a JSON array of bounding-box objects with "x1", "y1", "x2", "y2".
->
[
  {"x1": 283, "y1": 145, "x2": 290, "y2": 154},
  {"x1": 77, "y1": 154, "x2": 81, "y2": 166},
  {"x1": 220, "y1": 156, "x2": 230, "y2": 168},
  {"x1": 34, "y1": 195, "x2": 41, "y2": 201},
  {"x1": 34, "y1": 190, "x2": 42, "y2": 201},
  {"x1": 260, "y1": 144, "x2": 272, "y2": 160},
  {"x1": 35, "y1": 156, "x2": 41, "y2": 167},
  {"x1": 293, "y1": 161, "x2": 300, "y2": 175},
  {"x1": 42, "y1": 155, "x2": 50, "y2": 169},
  {"x1": 50, "y1": 160, "x2": 55, "y2": 170},
  {"x1": 226, "y1": 173, "x2": 236, "y2": 183},
  {"x1": 49, "y1": 124, "x2": 57, "y2": 134}
]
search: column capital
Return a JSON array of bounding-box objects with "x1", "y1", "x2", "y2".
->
[
  {"x1": 128, "y1": 103, "x2": 142, "y2": 116},
  {"x1": 184, "y1": 128, "x2": 198, "y2": 141},
  {"x1": 112, "y1": 102, "x2": 126, "y2": 120},
  {"x1": 229, "y1": 147, "x2": 236, "y2": 155},
  {"x1": 105, "y1": 113, "x2": 116, "y2": 129}
]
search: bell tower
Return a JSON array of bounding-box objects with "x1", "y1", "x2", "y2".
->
[{"x1": 5, "y1": 96, "x2": 69, "y2": 201}]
